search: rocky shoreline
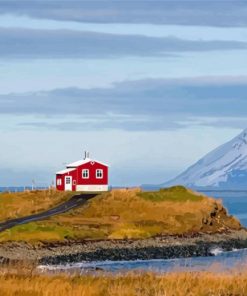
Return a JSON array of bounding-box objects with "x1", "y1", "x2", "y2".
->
[{"x1": 0, "y1": 229, "x2": 247, "y2": 265}]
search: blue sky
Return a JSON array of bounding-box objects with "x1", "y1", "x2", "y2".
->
[{"x1": 0, "y1": 0, "x2": 247, "y2": 186}]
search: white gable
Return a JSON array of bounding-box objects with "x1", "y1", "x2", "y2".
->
[
  {"x1": 66, "y1": 157, "x2": 108, "y2": 168},
  {"x1": 56, "y1": 168, "x2": 76, "y2": 175}
]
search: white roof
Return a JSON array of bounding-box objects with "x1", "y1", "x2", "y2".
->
[
  {"x1": 56, "y1": 168, "x2": 76, "y2": 175},
  {"x1": 66, "y1": 157, "x2": 108, "y2": 168}
]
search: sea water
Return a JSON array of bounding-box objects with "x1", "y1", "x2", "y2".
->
[
  {"x1": 39, "y1": 248, "x2": 247, "y2": 274},
  {"x1": 0, "y1": 186, "x2": 47, "y2": 192}
]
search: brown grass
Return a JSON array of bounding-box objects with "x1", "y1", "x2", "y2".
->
[
  {"x1": 0, "y1": 189, "x2": 75, "y2": 222},
  {"x1": 0, "y1": 187, "x2": 241, "y2": 243},
  {"x1": 0, "y1": 270, "x2": 247, "y2": 296}
]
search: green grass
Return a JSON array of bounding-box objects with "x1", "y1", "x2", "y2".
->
[
  {"x1": 0, "y1": 221, "x2": 109, "y2": 242},
  {"x1": 0, "y1": 222, "x2": 73, "y2": 242},
  {"x1": 138, "y1": 186, "x2": 204, "y2": 202}
]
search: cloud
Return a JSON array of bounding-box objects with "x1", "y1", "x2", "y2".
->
[
  {"x1": 188, "y1": 116, "x2": 247, "y2": 130},
  {"x1": 18, "y1": 117, "x2": 184, "y2": 132},
  {"x1": 1, "y1": 1, "x2": 247, "y2": 27},
  {"x1": 2, "y1": 77, "x2": 247, "y2": 131},
  {"x1": 0, "y1": 28, "x2": 246, "y2": 59}
]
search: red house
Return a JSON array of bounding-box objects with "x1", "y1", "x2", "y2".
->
[{"x1": 56, "y1": 152, "x2": 109, "y2": 192}]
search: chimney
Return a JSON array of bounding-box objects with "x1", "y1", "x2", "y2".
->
[{"x1": 84, "y1": 151, "x2": 87, "y2": 160}]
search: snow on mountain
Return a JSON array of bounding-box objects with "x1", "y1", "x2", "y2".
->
[{"x1": 162, "y1": 129, "x2": 247, "y2": 189}]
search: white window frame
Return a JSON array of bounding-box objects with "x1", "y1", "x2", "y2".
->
[
  {"x1": 96, "y1": 169, "x2": 103, "y2": 179},
  {"x1": 57, "y1": 178, "x2": 62, "y2": 186},
  {"x1": 82, "y1": 169, "x2": 89, "y2": 179}
]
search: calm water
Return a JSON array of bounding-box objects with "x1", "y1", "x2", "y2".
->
[
  {"x1": 0, "y1": 187, "x2": 46, "y2": 192},
  {"x1": 40, "y1": 248, "x2": 247, "y2": 274}
]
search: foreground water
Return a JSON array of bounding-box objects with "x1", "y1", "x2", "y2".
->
[{"x1": 40, "y1": 248, "x2": 247, "y2": 274}]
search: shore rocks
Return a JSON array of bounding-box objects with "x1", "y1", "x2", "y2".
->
[
  {"x1": 1, "y1": 230, "x2": 247, "y2": 265},
  {"x1": 41, "y1": 237, "x2": 247, "y2": 265}
]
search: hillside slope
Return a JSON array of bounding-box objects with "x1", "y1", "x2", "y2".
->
[
  {"x1": 162, "y1": 129, "x2": 247, "y2": 189},
  {"x1": 0, "y1": 187, "x2": 241, "y2": 243},
  {"x1": 0, "y1": 190, "x2": 75, "y2": 222}
]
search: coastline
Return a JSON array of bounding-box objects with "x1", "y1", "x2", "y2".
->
[{"x1": 1, "y1": 229, "x2": 247, "y2": 264}]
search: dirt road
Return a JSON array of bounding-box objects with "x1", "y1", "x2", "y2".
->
[{"x1": 0, "y1": 193, "x2": 97, "y2": 232}]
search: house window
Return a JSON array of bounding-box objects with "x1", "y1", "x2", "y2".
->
[
  {"x1": 82, "y1": 169, "x2": 89, "y2": 179},
  {"x1": 65, "y1": 177, "x2": 71, "y2": 184},
  {"x1": 96, "y1": 169, "x2": 103, "y2": 179},
  {"x1": 57, "y1": 178, "x2": 62, "y2": 186}
]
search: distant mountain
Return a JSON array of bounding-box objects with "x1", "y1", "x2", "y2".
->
[{"x1": 151, "y1": 129, "x2": 247, "y2": 190}]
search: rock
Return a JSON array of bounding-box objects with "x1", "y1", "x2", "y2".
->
[{"x1": 1, "y1": 230, "x2": 247, "y2": 265}]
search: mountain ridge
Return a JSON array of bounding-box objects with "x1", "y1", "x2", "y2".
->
[{"x1": 150, "y1": 129, "x2": 247, "y2": 190}]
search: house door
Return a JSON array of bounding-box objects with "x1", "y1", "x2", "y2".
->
[{"x1": 65, "y1": 176, "x2": 72, "y2": 191}]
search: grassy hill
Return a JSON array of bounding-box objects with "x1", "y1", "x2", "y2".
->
[
  {"x1": 0, "y1": 190, "x2": 75, "y2": 221},
  {"x1": 0, "y1": 186, "x2": 241, "y2": 243}
]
